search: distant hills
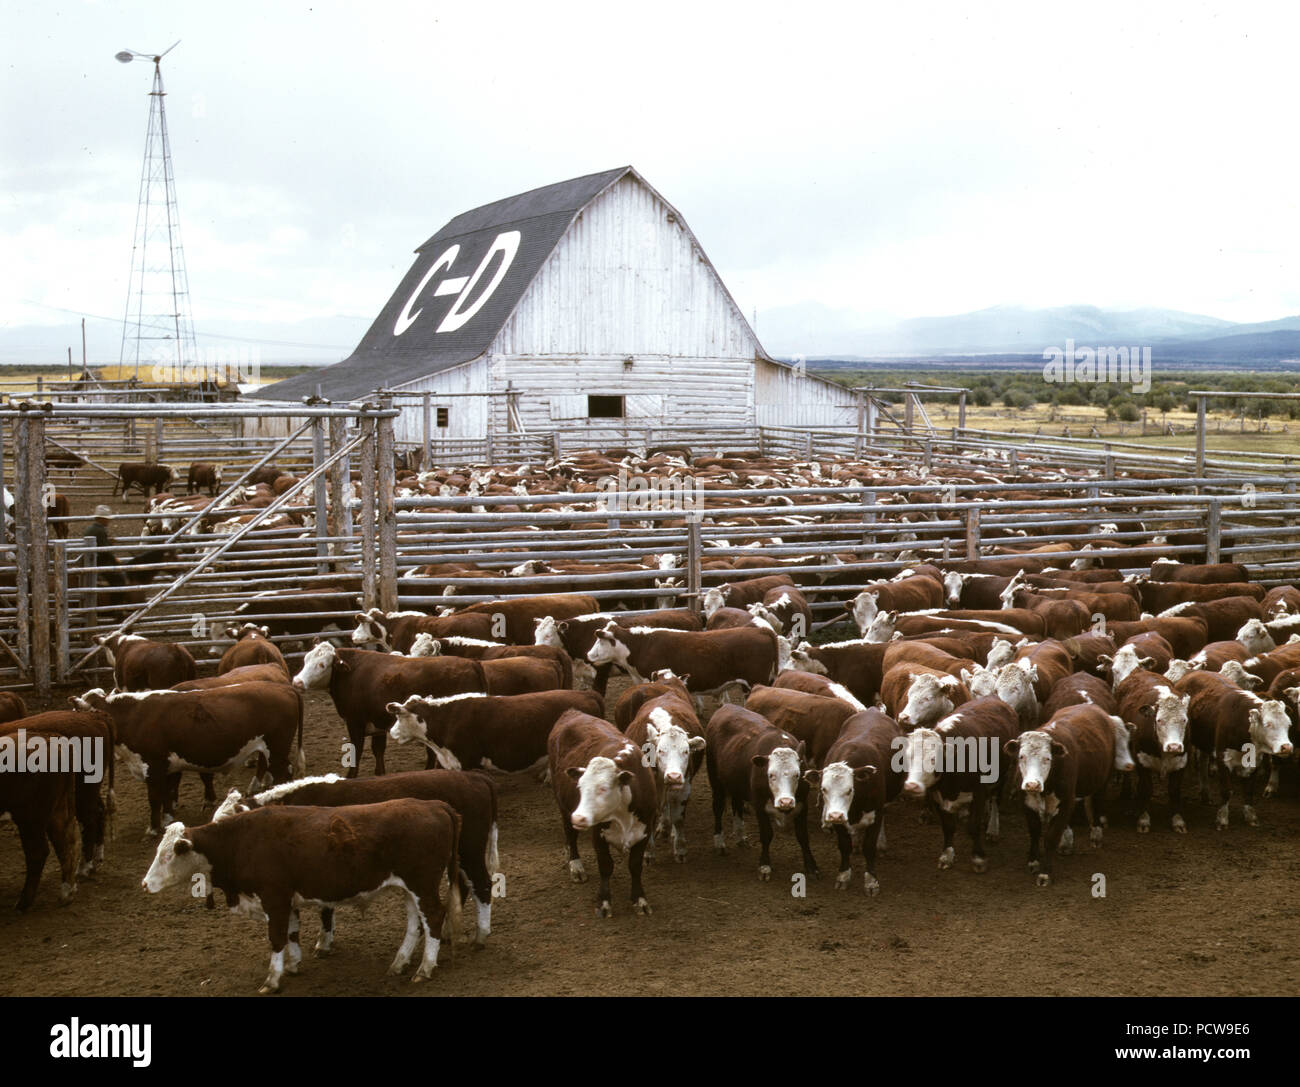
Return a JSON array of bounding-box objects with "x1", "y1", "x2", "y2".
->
[{"x1": 758, "y1": 303, "x2": 1300, "y2": 364}]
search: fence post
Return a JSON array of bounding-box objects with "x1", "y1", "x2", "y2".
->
[
  {"x1": 1206, "y1": 499, "x2": 1222, "y2": 564},
  {"x1": 0, "y1": 418, "x2": 6, "y2": 545},
  {"x1": 327, "y1": 415, "x2": 351, "y2": 561},
  {"x1": 860, "y1": 488, "x2": 876, "y2": 551},
  {"x1": 923, "y1": 439, "x2": 933, "y2": 472},
  {"x1": 359, "y1": 413, "x2": 378, "y2": 612},
  {"x1": 13, "y1": 416, "x2": 30, "y2": 676},
  {"x1": 964, "y1": 506, "x2": 980, "y2": 561},
  {"x1": 1195, "y1": 395, "x2": 1207, "y2": 479},
  {"x1": 377, "y1": 396, "x2": 398, "y2": 614},
  {"x1": 552, "y1": 431, "x2": 562, "y2": 459},
  {"x1": 25, "y1": 410, "x2": 51, "y2": 696},
  {"x1": 52, "y1": 540, "x2": 68, "y2": 685},
  {"x1": 686, "y1": 519, "x2": 702, "y2": 616},
  {"x1": 957, "y1": 391, "x2": 967, "y2": 432},
  {"x1": 1286, "y1": 480, "x2": 1297, "y2": 529},
  {"x1": 153, "y1": 416, "x2": 163, "y2": 463},
  {"x1": 312, "y1": 414, "x2": 330, "y2": 574},
  {"x1": 422, "y1": 393, "x2": 433, "y2": 471},
  {"x1": 1008, "y1": 448, "x2": 1018, "y2": 475},
  {"x1": 1104, "y1": 444, "x2": 1115, "y2": 481}
]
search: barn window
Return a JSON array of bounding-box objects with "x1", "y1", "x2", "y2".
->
[
  {"x1": 436, "y1": 407, "x2": 449, "y2": 428},
  {"x1": 588, "y1": 395, "x2": 624, "y2": 419}
]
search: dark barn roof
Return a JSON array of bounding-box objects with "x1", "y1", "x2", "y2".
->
[{"x1": 259, "y1": 167, "x2": 632, "y2": 402}]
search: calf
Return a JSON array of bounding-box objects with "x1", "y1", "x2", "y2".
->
[
  {"x1": 705, "y1": 704, "x2": 818, "y2": 881},
  {"x1": 1115, "y1": 670, "x2": 1192, "y2": 833},
  {"x1": 547, "y1": 708, "x2": 657, "y2": 917},
  {"x1": 187, "y1": 461, "x2": 222, "y2": 497},
  {"x1": 587, "y1": 622, "x2": 777, "y2": 701},
  {"x1": 744, "y1": 685, "x2": 857, "y2": 769},
  {"x1": 622, "y1": 687, "x2": 705, "y2": 862},
  {"x1": 388, "y1": 689, "x2": 604, "y2": 774},
  {"x1": 240, "y1": 769, "x2": 498, "y2": 948},
  {"x1": 1006, "y1": 704, "x2": 1121, "y2": 886},
  {"x1": 898, "y1": 696, "x2": 1016, "y2": 872},
  {"x1": 73, "y1": 682, "x2": 303, "y2": 835},
  {"x1": 142, "y1": 799, "x2": 462, "y2": 991},
  {"x1": 292, "y1": 642, "x2": 485, "y2": 776},
  {"x1": 1175, "y1": 670, "x2": 1294, "y2": 828},
  {"x1": 98, "y1": 633, "x2": 196, "y2": 691},
  {"x1": 804, "y1": 709, "x2": 902, "y2": 895},
  {"x1": 114, "y1": 462, "x2": 174, "y2": 499},
  {"x1": 219, "y1": 624, "x2": 289, "y2": 677}
]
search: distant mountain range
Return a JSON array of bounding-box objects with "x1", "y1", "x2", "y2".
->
[{"x1": 757, "y1": 303, "x2": 1300, "y2": 363}]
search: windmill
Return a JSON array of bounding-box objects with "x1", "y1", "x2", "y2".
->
[{"x1": 115, "y1": 41, "x2": 198, "y2": 383}]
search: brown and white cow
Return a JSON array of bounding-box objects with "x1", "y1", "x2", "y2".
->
[
  {"x1": 705, "y1": 704, "x2": 819, "y2": 882},
  {"x1": 898, "y1": 697, "x2": 1017, "y2": 873},
  {"x1": 960, "y1": 660, "x2": 1040, "y2": 729},
  {"x1": 408, "y1": 633, "x2": 574, "y2": 689},
  {"x1": 1006, "y1": 703, "x2": 1123, "y2": 886},
  {"x1": 880, "y1": 664, "x2": 971, "y2": 730},
  {"x1": 1040, "y1": 672, "x2": 1118, "y2": 719},
  {"x1": 622, "y1": 685, "x2": 705, "y2": 862},
  {"x1": 97, "y1": 633, "x2": 196, "y2": 691},
  {"x1": 1158, "y1": 598, "x2": 1267, "y2": 643},
  {"x1": 1175, "y1": 669, "x2": 1294, "y2": 828},
  {"x1": 744, "y1": 685, "x2": 858, "y2": 769},
  {"x1": 173, "y1": 663, "x2": 292, "y2": 691},
  {"x1": 701, "y1": 575, "x2": 796, "y2": 618},
  {"x1": 292, "y1": 642, "x2": 484, "y2": 776},
  {"x1": 547, "y1": 708, "x2": 657, "y2": 917},
  {"x1": 587, "y1": 622, "x2": 777, "y2": 701},
  {"x1": 351, "y1": 609, "x2": 501, "y2": 653},
  {"x1": 453, "y1": 593, "x2": 600, "y2": 645},
  {"x1": 219, "y1": 624, "x2": 290, "y2": 677},
  {"x1": 0, "y1": 756, "x2": 79, "y2": 911},
  {"x1": 804, "y1": 709, "x2": 903, "y2": 895},
  {"x1": 187, "y1": 461, "x2": 222, "y2": 496},
  {"x1": 747, "y1": 585, "x2": 813, "y2": 640},
  {"x1": 1149, "y1": 560, "x2": 1250, "y2": 584},
  {"x1": 72, "y1": 681, "x2": 303, "y2": 835},
  {"x1": 142, "y1": 798, "x2": 462, "y2": 991},
  {"x1": 238, "y1": 768, "x2": 498, "y2": 947},
  {"x1": 771, "y1": 670, "x2": 868, "y2": 711},
  {"x1": 388, "y1": 689, "x2": 605, "y2": 774},
  {"x1": 535, "y1": 608, "x2": 701, "y2": 690},
  {"x1": 114, "y1": 462, "x2": 174, "y2": 499},
  {"x1": 1115, "y1": 669, "x2": 1192, "y2": 833}
]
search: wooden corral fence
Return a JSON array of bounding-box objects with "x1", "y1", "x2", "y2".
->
[{"x1": 3, "y1": 398, "x2": 1300, "y2": 695}]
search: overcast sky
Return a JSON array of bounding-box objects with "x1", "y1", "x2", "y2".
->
[{"x1": 3, "y1": 1, "x2": 1297, "y2": 360}]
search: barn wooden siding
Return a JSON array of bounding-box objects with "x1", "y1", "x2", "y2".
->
[{"x1": 754, "y1": 360, "x2": 859, "y2": 428}]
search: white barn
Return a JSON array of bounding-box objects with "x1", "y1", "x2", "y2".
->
[{"x1": 259, "y1": 166, "x2": 859, "y2": 445}]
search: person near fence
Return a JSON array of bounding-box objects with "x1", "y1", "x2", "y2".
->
[{"x1": 82, "y1": 505, "x2": 119, "y2": 567}]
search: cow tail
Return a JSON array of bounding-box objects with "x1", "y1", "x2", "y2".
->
[
  {"x1": 295, "y1": 691, "x2": 306, "y2": 777},
  {"x1": 441, "y1": 807, "x2": 464, "y2": 955}
]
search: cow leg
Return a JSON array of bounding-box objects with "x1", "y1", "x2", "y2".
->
[
  {"x1": 861, "y1": 816, "x2": 885, "y2": 896},
  {"x1": 260, "y1": 899, "x2": 292, "y2": 993},
  {"x1": 936, "y1": 806, "x2": 957, "y2": 869},
  {"x1": 1037, "y1": 804, "x2": 1073, "y2": 886},
  {"x1": 1215, "y1": 757, "x2": 1232, "y2": 829},
  {"x1": 628, "y1": 838, "x2": 651, "y2": 915},
  {"x1": 267, "y1": 745, "x2": 291, "y2": 788},
  {"x1": 1024, "y1": 805, "x2": 1043, "y2": 876},
  {"x1": 75, "y1": 784, "x2": 105, "y2": 877},
  {"x1": 1241, "y1": 771, "x2": 1258, "y2": 827},
  {"x1": 14, "y1": 817, "x2": 50, "y2": 912},
  {"x1": 1085, "y1": 793, "x2": 1106, "y2": 848},
  {"x1": 145, "y1": 771, "x2": 170, "y2": 837},
  {"x1": 1198, "y1": 750, "x2": 1212, "y2": 804},
  {"x1": 667, "y1": 785, "x2": 689, "y2": 862},
  {"x1": 200, "y1": 773, "x2": 218, "y2": 811},
  {"x1": 591, "y1": 830, "x2": 615, "y2": 917},
  {"x1": 314, "y1": 908, "x2": 335, "y2": 956},
  {"x1": 1168, "y1": 766, "x2": 1187, "y2": 833},
  {"x1": 732, "y1": 800, "x2": 750, "y2": 848},
  {"x1": 412, "y1": 885, "x2": 446, "y2": 982},
  {"x1": 756, "y1": 808, "x2": 775, "y2": 881},
  {"x1": 793, "y1": 806, "x2": 820, "y2": 879},
  {"x1": 164, "y1": 772, "x2": 182, "y2": 824},
  {"x1": 593, "y1": 663, "x2": 612, "y2": 698},
  {"x1": 461, "y1": 855, "x2": 492, "y2": 948},
  {"x1": 285, "y1": 909, "x2": 302, "y2": 975},
  {"x1": 345, "y1": 722, "x2": 365, "y2": 779},
  {"x1": 389, "y1": 894, "x2": 423, "y2": 976},
  {"x1": 832, "y1": 825, "x2": 853, "y2": 889},
  {"x1": 370, "y1": 728, "x2": 388, "y2": 777},
  {"x1": 1263, "y1": 756, "x2": 1280, "y2": 800},
  {"x1": 969, "y1": 787, "x2": 990, "y2": 872},
  {"x1": 1135, "y1": 765, "x2": 1154, "y2": 833},
  {"x1": 710, "y1": 778, "x2": 728, "y2": 855},
  {"x1": 556, "y1": 798, "x2": 585, "y2": 882}
]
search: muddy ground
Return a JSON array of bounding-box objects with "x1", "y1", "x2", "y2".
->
[{"x1": 2, "y1": 673, "x2": 1299, "y2": 998}]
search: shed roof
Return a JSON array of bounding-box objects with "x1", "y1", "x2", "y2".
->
[{"x1": 259, "y1": 166, "x2": 632, "y2": 401}]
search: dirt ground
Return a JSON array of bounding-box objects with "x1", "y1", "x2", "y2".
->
[{"x1": 2, "y1": 673, "x2": 1299, "y2": 999}]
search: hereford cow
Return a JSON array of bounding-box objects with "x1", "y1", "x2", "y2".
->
[
  {"x1": 1140, "y1": 581, "x2": 1265, "y2": 613},
  {"x1": 1158, "y1": 598, "x2": 1267, "y2": 643},
  {"x1": 142, "y1": 798, "x2": 462, "y2": 991},
  {"x1": 701, "y1": 574, "x2": 797, "y2": 617},
  {"x1": 535, "y1": 608, "x2": 700, "y2": 690},
  {"x1": 704, "y1": 704, "x2": 819, "y2": 882},
  {"x1": 747, "y1": 585, "x2": 813, "y2": 639},
  {"x1": 1106, "y1": 616, "x2": 1209, "y2": 659},
  {"x1": 587, "y1": 622, "x2": 777, "y2": 701},
  {"x1": 547, "y1": 708, "x2": 657, "y2": 918},
  {"x1": 1006, "y1": 703, "x2": 1123, "y2": 886},
  {"x1": 0, "y1": 692, "x2": 28, "y2": 724},
  {"x1": 452, "y1": 594, "x2": 600, "y2": 645},
  {"x1": 72, "y1": 681, "x2": 303, "y2": 835},
  {"x1": 219, "y1": 624, "x2": 289, "y2": 677},
  {"x1": 881, "y1": 664, "x2": 972, "y2": 729},
  {"x1": 1114, "y1": 669, "x2": 1192, "y2": 833},
  {"x1": 173, "y1": 663, "x2": 291, "y2": 690},
  {"x1": 622, "y1": 685, "x2": 705, "y2": 862},
  {"x1": 352, "y1": 609, "x2": 500, "y2": 653},
  {"x1": 804, "y1": 709, "x2": 903, "y2": 895},
  {"x1": 114, "y1": 462, "x2": 174, "y2": 499},
  {"x1": 97, "y1": 633, "x2": 196, "y2": 691},
  {"x1": 410, "y1": 634, "x2": 574, "y2": 690},
  {"x1": 293, "y1": 642, "x2": 486, "y2": 777},
  {"x1": 0, "y1": 758, "x2": 79, "y2": 911},
  {"x1": 1149, "y1": 560, "x2": 1250, "y2": 584},
  {"x1": 187, "y1": 461, "x2": 222, "y2": 497},
  {"x1": 771, "y1": 670, "x2": 868, "y2": 710},
  {"x1": 744, "y1": 685, "x2": 857, "y2": 769},
  {"x1": 238, "y1": 768, "x2": 498, "y2": 948},
  {"x1": 788, "y1": 639, "x2": 891, "y2": 704},
  {"x1": 898, "y1": 697, "x2": 1017, "y2": 873}
]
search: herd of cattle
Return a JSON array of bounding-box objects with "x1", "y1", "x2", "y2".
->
[{"x1": 5, "y1": 446, "x2": 1300, "y2": 993}]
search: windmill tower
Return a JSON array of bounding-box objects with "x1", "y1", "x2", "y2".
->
[{"x1": 115, "y1": 42, "x2": 198, "y2": 383}]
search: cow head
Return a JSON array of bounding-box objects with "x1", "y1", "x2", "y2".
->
[
  {"x1": 747, "y1": 602, "x2": 781, "y2": 634},
  {"x1": 1164, "y1": 658, "x2": 1202, "y2": 683},
  {"x1": 1143, "y1": 687, "x2": 1190, "y2": 756},
  {"x1": 1106, "y1": 644, "x2": 1155, "y2": 688},
  {"x1": 809, "y1": 760, "x2": 876, "y2": 825},
  {"x1": 701, "y1": 587, "x2": 728, "y2": 618},
  {"x1": 533, "y1": 615, "x2": 568, "y2": 649},
  {"x1": 1110, "y1": 714, "x2": 1137, "y2": 772},
  {"x1": 986, "y1": 638, "x2": 1018, "y2": 670},
  {"x1": 962, "y1": 664, "x2": 997, "y2": 698},
  {"x1": 586, "y1": 622, "x2": 631, "y2": 671},
  {"x1": 350, "y1": 609, "x2": 388, "y2": 647},
  {"x1": 942, "y1": 571, "x2": 966, "y2": 608},
  {"x1": 851, "y1": 591, "x2": 879, "y2": 635},
  {"x1": 226, "y1": 623, "x2": 271, "y2": 642},
  {"x1": 407, "y1": 632, "x2": 439, "y2": 657},
  {"x1": 897, "y1": 672, "x2": 962, "y2": 729},
  {"x1": 863, "y1": 610, "x2": 897, "y2": 643},
  {"x1": 898, "y1": 728, "x2": 944, "y2": 797},
  {"x1": 753, "y1": 743, "x2": 804, "y2": 812},
  {"x1": 789, "y1": 641, "x2": 826, "y2": 676},
  {"x1": 643, "y1": 708, "x2": 704, "y2": 792},
  {"x1": 385, "y1": 694, "x2": 465, "y2": 770},
  {"x1": 69, "y1": 688, "x2": 110, "y2": 713},
  {"x1": 293, "y1": 640, "x2": 338, "y2": 690},
  {"x1": 1219, "y1": 660, "x2": 1262, "y2": 691},
  {"x1": 1248, "y1": 700, "x2": 1294, "y2": 759},
  {"x1": 1005, "y1": 730, "x2": 1065, "y2": 794},
  {"x1": 142, "y1": 821, "x2": 211, "y2": 893},
  {"x1": 567, "y1": 756, "x2": 634, "y2": 829},
  {"x1": 998, "y1": 572, "x2": 1026, "y2": 610},
  {"x1": 1236, "y1": 619, "x2": 1276, "y2": 656}
]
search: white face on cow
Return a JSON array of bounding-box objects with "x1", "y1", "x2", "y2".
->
[
  {"x1": 1108, "y1": 644, "x2": 1153, "y2": 687},
  {"x1": 789, "y1": 642, "x2": 826, "y2": 676},
  {"x1": 757, "y1": 746, "x2": 802, "y2": 811},
  {"x1": 701, "y1": 587, "x2": 727, "y2": 618},
  {"x1": 141, "y1": 821, "x2": 210, "y2": 893},
  {"x1": 1249, "y1": 700, "x2": 1295, "y2": 758},
  {"x1": 1236, "y1": 619, "x2": 1275, "y2": 656},
  {"x1": 986, "y1": 638, "x2": 1016, "y2": 669},
  {"x1": 897, "y1": 672, "x2": 958, "y2": 729},
  {"x1": 407, "y1": 632, "x2": 438, "y2": 657},
  {"x1": 293, "y1": 641, "x2": 336, "y2": 689},
  {"x1": 1012, "y1": 730, "x2": 1059, "y2": 794},
  {"x1": 534, "y1": 615, "x2": 564, "y2": 648},
  {"x1": 1164, "y1": 659, "x2": 1201, "y2": 683},
  {"x1": 1147, "y1": 688, "x2": 1190, "y2": 755},
  {"x1": 899, "y1": 728, "x2": 943, "y2": 796},
  {"x1": 851, "y1": 592, "x2": 879, "y2": 635},
  {"x1": 942, "y1": 571, "x2": 965, "y2": 607},
  {"x1": 965, "y1": 664, "x2": 997, "y2": 698},
  {"x1": 350, "y1": 617, "x2": 379, "y2": 645},
  {"x1": 644, "y1": 709, "x2": 703, "y2": 791},
  {"x1": 818, "y1": 761, "x2": 875, "y2": 825},
  {"x1": 586, "y1": 623, "x2": 630, "y2": 669},
  {"x1": 863, "y1": 611, "x2": 896, "y2": 643},
  {"x1": 567, "y1": 756, "x2": 634, "y2": 830}
]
